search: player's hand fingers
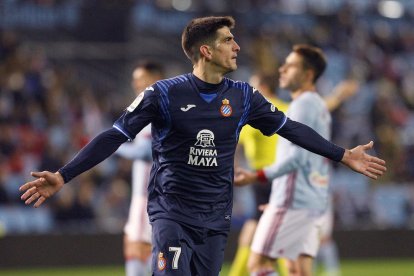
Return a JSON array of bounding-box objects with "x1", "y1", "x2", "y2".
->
[
  {"x1": 20, "y1": 186, "x2": 37, "y2": 201},
  {"x1": 363, "y1": 171, "x2": 378, "y2": 180},
  {"x1": 366, "y1": 166, "x2": 384, "y2": 177},
  {"x1": 31, "y1": 171, "x2": 48, "y2": 178},
  {"x1": 258, "y1": 204, "x2": 268, "y2": 211},
  {"x1": 369, "y1": 156, "x2": 386, "y2": 166},
  {"x1": 234, "y1": 174, "x2": 246, "y2": 185},
  {"x1": 34, "y1": 196, "x2": 47, "y2": 208},
  {"x1": 25, "y1": 192, "x2": 41, "y2": 205},
  {"x1": 19, "y1": 181, "x2": 36, "y2": 192},
  {"x1": 362, "y1": 141, "x2": 374, "y2": 151},
  {"x1": 369, "y1": 162, "x2": 387, "y2": 172},
  {"x1": 19, "y1": 172, "x2": 48, "y2": 192},
  {"x1": 20, "y1": 177, "x2": 46, "y2": 193},
  {"x1": 235, "y1": 167, "x2": 246, "y2": 175}
]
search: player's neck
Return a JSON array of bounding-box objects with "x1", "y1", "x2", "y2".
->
[
  {"x1": 291, "y1": 84, "x2": 316, "y2": 100},
  {"x1": 193, "y1": 64, "x2": 224, "y2": 84}
]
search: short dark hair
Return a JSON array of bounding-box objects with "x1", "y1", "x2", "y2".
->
[
  {"x1": 136, "y1": 60, "x2": 165, "y2": 78},
  {"x1": 181, "y1": 16, "x2": 235, "y2": 63},
  {"x1": 292, "y1": 44, "x2": 327, "y2": 83}
]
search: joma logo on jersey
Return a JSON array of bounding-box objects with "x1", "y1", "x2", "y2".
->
[{"x1": 188, "y1": 130, "x2": 218, "y2": 167}]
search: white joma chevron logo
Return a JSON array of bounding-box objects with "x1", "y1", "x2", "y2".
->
[{"x1": 180, "y1": 104, "x2": 196, "y2": 112}]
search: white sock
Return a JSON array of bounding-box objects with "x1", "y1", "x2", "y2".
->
[
  {"x1": 318, "y1": 241, "x2": 341, "y2": 276},
  {"x1": 126, "y1": 258, "x2": 151, "y2": 276}
]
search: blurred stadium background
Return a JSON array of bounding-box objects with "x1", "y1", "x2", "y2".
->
[{"x1": 1, "y1": 0, "x2": 414, "y2": 275}]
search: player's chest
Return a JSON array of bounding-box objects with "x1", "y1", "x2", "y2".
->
[{"x1": 167, "y1": 91, "x2": 244, "y2": 136}]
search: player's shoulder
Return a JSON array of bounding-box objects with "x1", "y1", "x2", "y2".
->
[
  {"x1": 224, "y1": 77, "x2": 253, "y2": 92},
  {"x1": 296, "y1": 91, "x2": 322, "y2": 104},
  {"x1": 155, "y1": 74, "x2": 191, "y2": 93},
  {"x1": 294, "y1": 91, "x2": 326, "y2": 111}
]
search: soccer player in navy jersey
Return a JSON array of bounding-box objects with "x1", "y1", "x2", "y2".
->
[{"x1": 20, "y1": 16, "x2": 386, "y2": 276}]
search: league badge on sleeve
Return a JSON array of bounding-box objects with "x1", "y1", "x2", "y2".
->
[
  {"x1": 158, "y1": 252, "x2": 167, "y2": 271},
  {"x1": 220, "y1": 98, "x2": 232, "y2": 117},
  {"x1": 127, "y1": 91, "x2": 145, "y2": 112}
]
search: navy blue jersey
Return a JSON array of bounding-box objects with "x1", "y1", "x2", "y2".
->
[{"x1": 114, "y1": 73, "x2": 286, "y2": 230}]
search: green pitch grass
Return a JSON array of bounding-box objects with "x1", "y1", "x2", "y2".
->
[{"x1": 0, "y1": 259, "x2": 413, "y2": 275}]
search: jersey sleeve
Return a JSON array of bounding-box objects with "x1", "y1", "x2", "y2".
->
[
  {"x1": 58, "y1": 128, "x2": 128, "y2": 183},
  {"x1": 278, "y1": 119, "x2": 344, "y2": 162},
  {"x1": 113, "y1": 85, "x2": 160, "y2": 141},
  {"x1": 246, "y1": 88, "x2": 287, "y2": 136}
]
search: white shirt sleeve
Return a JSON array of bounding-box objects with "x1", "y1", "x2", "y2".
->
[{"x1": 263, "y1": 95, "x2": 318, "y2": 180}]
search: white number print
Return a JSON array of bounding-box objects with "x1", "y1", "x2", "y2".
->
[{"x1": 169, "y1": 247, "x2": 182, "y2": 269}]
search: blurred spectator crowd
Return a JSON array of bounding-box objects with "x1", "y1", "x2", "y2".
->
[{"x1": 1, "y1": 0, "x2": 414, "y2": 235}]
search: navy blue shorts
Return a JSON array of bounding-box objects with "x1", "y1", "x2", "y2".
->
[{"x1": 151, "y1": 218, "x2": 228, "y2": 276}]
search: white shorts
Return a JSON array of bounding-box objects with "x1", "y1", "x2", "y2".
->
[
  {"x1": 318, "y1": 206, "x2": 333, "y2": 239},
  {"x1": 124, "y1": 195, "x2": 152, "y2": 243},
  {"x1": 251, "y1": 207, "x2": 323, "y2": 260}
]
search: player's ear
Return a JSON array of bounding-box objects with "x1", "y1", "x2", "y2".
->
[
  {"x1": 200, "y1": 45, "x2": 212, "y2": 60},
  {"x1": 306, "y1": 69, "x2": 315, "y2": 83}
]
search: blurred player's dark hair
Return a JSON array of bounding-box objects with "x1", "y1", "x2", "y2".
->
[
  {"x1": 135, "y1": 60, "x2": 165, "y2": 78},
  {"x1": 293, "y1": 44, "x2": 327, "y2": 83}
]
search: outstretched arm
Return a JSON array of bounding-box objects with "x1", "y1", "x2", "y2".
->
[
  {"x1": 235, "y1": 120, "x2": 386, "y2": 186},
  {"x1": 20, "y1": 127, "x2": 128, "y2": 207},
  {"x1": 235, "y1": 141, "x2": 386, "y2": 186}
]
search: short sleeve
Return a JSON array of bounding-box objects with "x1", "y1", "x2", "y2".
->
[
  {"x1": 246, "y1": 88, "x2": 287, "y2": 136},
  {"x1": 113, "y1": 86, "x2": 160, "y2": 140}
]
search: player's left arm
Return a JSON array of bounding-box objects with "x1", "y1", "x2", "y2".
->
[
  {"x1": 20, "y1": 128, "x2": 128, "y2": 207},
  {"x1": 243, "y1": 88, "x2": 386, "y2": 181},
  {"x1": 277, "y1": 120, "x2": 386, "y2": 179}
]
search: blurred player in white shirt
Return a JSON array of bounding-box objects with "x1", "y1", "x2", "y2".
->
[
  {"x1": 235, "y1": 44, "x2": 373, "y2": 276},
  {"x1": 117, "y1": 61, "x2": 164, "y2": 276}
]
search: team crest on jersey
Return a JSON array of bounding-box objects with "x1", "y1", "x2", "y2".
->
[
  {"x1": 220, "y1": 98, "x2": 232, "y2": 117},
  {"x1": 158, "y1": 252, "x2": 166, "y2": 271},
  {"x1": 127, "y1": 92, "x2": 145, "y2": 112},
  {"x1": 188, "y1": 129, "x2": 218, "y2": 167}
]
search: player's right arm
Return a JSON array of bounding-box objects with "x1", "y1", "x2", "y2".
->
[
  {"x1": 20, "y1": 128, "x2": 128, "y2": 207},
  {"x1": 20, "y1": 86, "x2": 161, "y2": 207}
]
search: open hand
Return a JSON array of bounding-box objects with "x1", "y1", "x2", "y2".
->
[
  {"x1": 20, "y1": 171, "x2": 65, "y2": 208},
  {"x1": 234, "y1": 167, "x2": 257, "y2": 186},
  {"x1": 341, "y1": 141, "x2": 387, "y2": 180}
]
